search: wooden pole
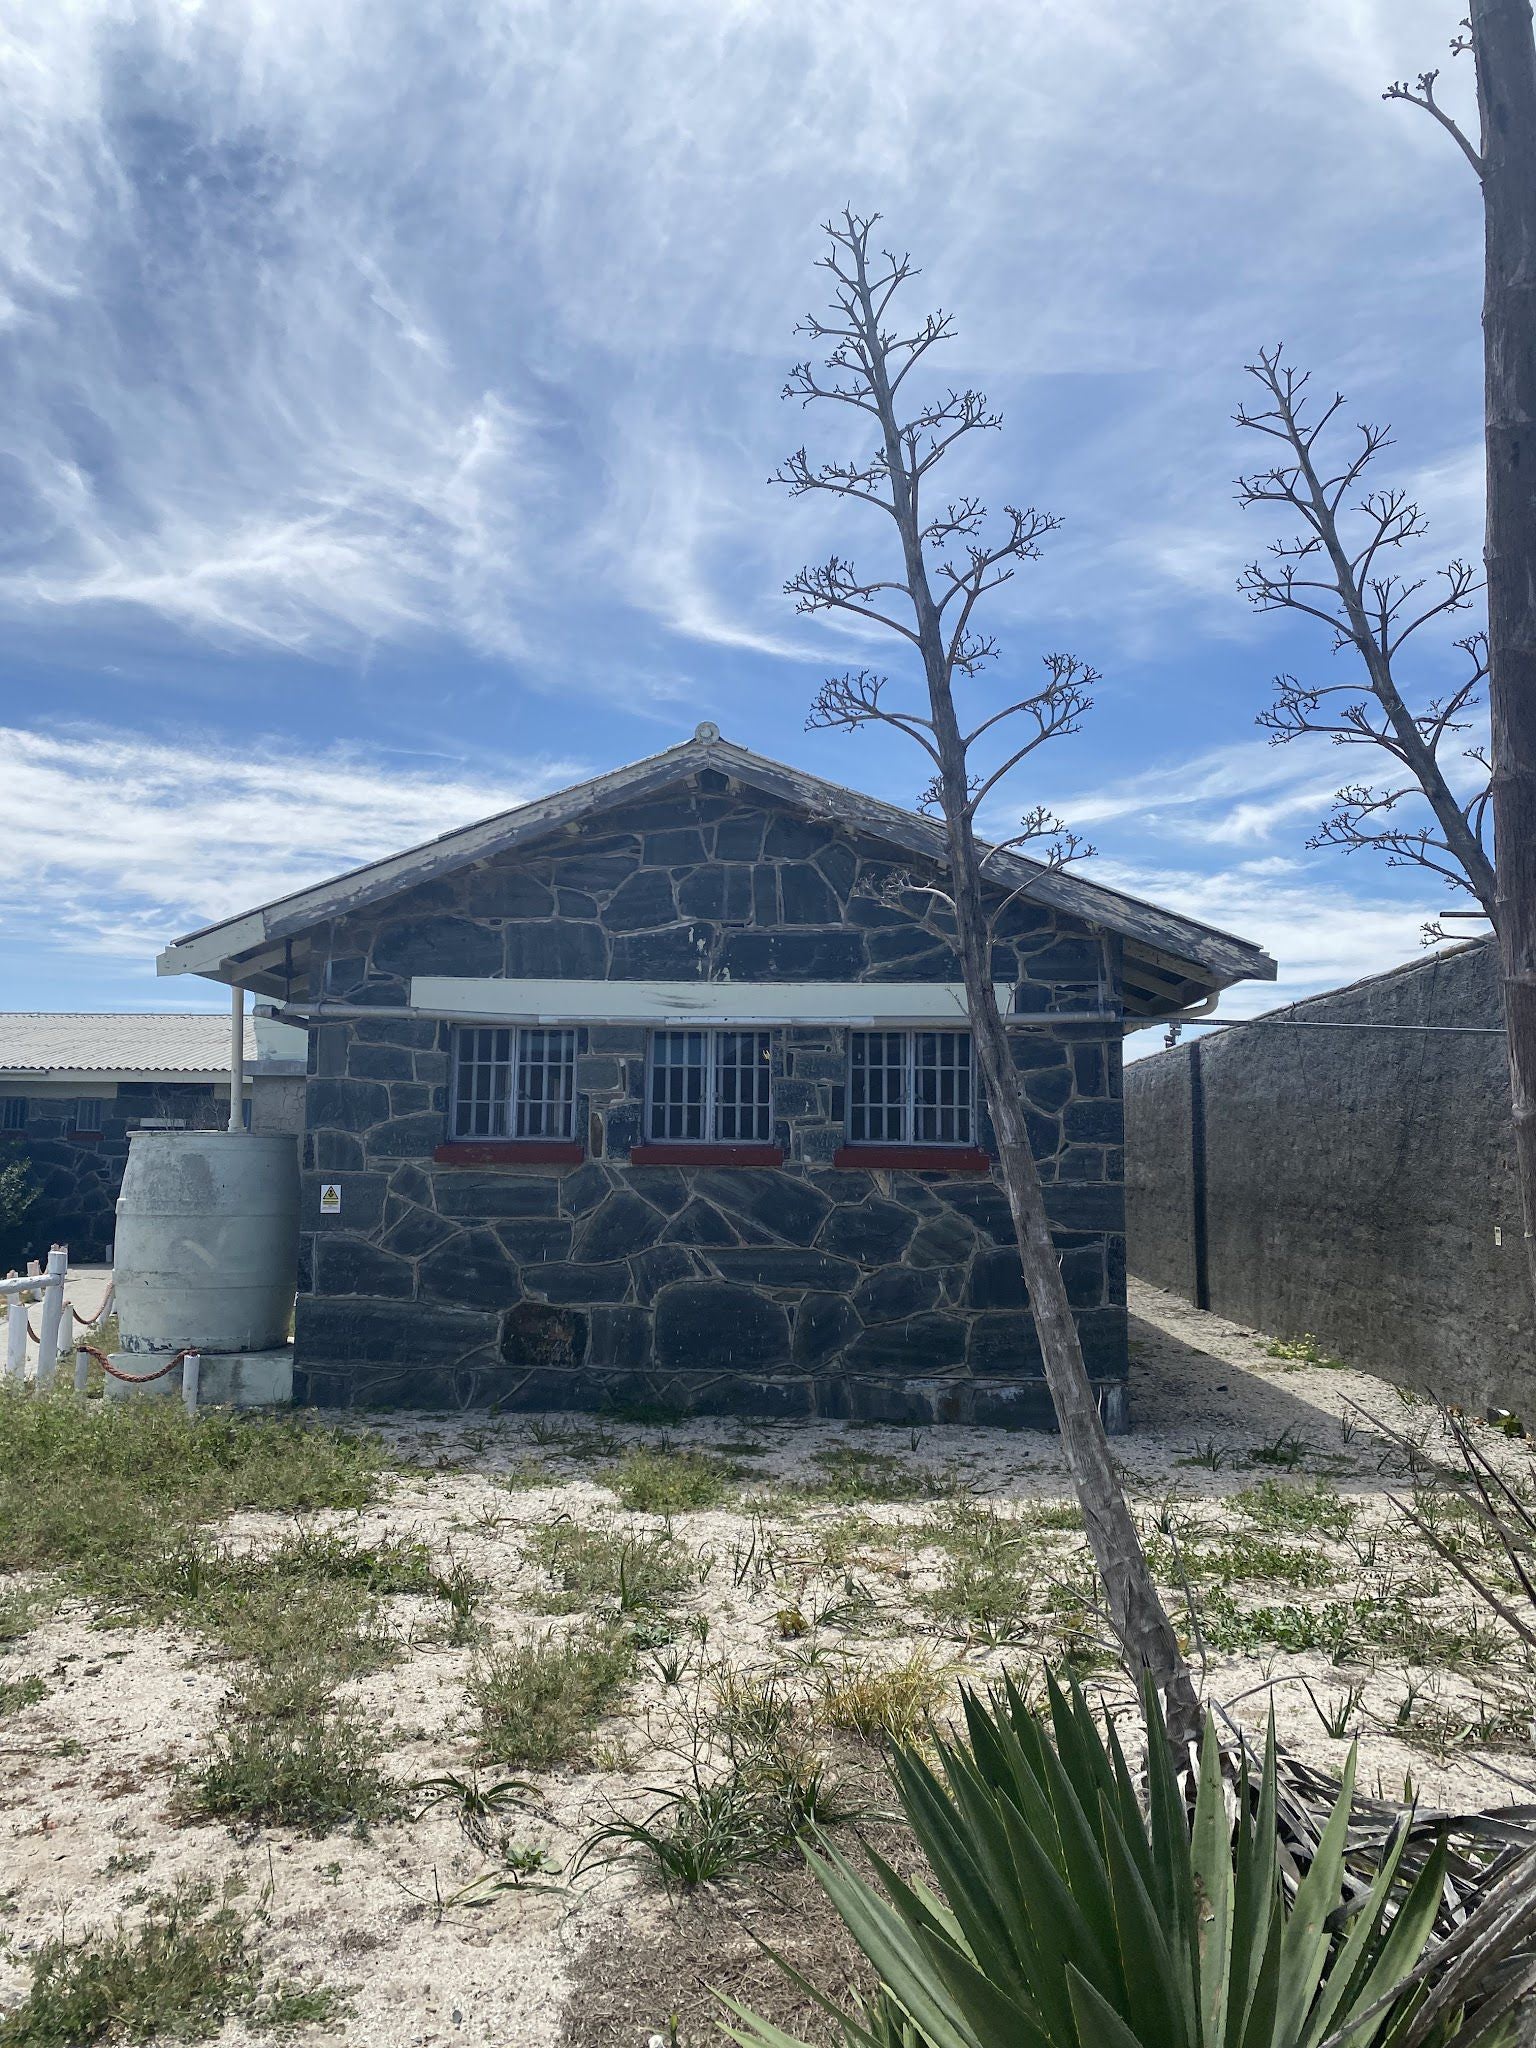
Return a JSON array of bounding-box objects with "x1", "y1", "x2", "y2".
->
[{"x1": 1471, "y1": 0, "x2": 1536, "y2": 1322}]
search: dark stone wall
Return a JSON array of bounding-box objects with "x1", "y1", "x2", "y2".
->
[
  {"x1": 295, "y1": 775, "x2": 1128, "y2": 1423},
  {"x1": 0, "y1": 1084, "x2": 223, "y2": 1264},
  {"x1": 1124, "y1": 941, "x2": 1535, "y2": 1416}
]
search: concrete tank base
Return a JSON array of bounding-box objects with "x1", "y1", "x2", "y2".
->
[{"x1": 105, "y1": 1347, "x2": 294, "y2": 1408}]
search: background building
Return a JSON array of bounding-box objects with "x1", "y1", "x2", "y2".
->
[{"x1": 0, "y1": 1011, "x2": 306, "y2": 1263}]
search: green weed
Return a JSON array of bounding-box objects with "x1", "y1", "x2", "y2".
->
[
  {"x1": 610, "y1": 1446, "x2": 745, "y2": 1513},
  {"x1": 521, "y1": 1522, "x2": 696, "y2": 1615},
  {"x1": 1232, "y1": 1478, "x2": 1356, "y2": 1542},
  {"x1": 1145, "y1": 1532, "x2": 1338, "y2": 1593},
  {"x1": 789, "y1": 1446, "x2": 959, "y2": 1506},
  {"x1": 0, "y1": 1386, "x2": 390, "y2": 1586},
  {"x1": 0, "y1": 1879, "x2": 345, "y2": 2046},
  {"x1": 180, "y1": 1668, "x2": 393, "y2": 1832},
  {"x1": 1267, "y1": 1332, "x2": 1346, "y2": 1370},
  {"x1": 920, "y1": 1500, "x2": 1036, "y2": 1645},
  {"x1": 1198, "y1": 1589, "x2": 1503, "y2": 1668},
  {"x1": 577, "y1": 1775, "x2": 776, "y2": 1888},
  {"x1": 470, "y1": 1627, "x2": 634, "y2": 1770},
  {"x1": 0, "y1": 1673, "x2": 46, "y2": 1717}
]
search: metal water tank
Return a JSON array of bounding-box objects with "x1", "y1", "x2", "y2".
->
[{"x1": 114, "y1": 1131, "x2": 300, "y2": 1354}]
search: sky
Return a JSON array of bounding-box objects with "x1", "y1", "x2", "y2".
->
[{"x1": 0, "y1": 0, "x2": 1493, "y2": 1040}]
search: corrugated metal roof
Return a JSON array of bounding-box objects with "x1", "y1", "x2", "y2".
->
[{"x1": 0, "y1": 1013, "x2": 301, "y2": 1077}]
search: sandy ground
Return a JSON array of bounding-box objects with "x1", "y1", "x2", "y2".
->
[{"x1": 1, "y1": 1278, "x2": 1532, "y2": 2047}]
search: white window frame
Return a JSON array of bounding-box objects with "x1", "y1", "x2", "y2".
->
[
  {"x1": 71, "y1": 1098, "x2": 109, "y2": 1134},
  {"x1": 645, "y1": 1029, "x2": 773, "y2": 1145},
  {"x1": 847, "y1": 1029, "x2": 975, "y2": 1147},
  {"x1": 0, "y1": 1097, "x2": 25, "y2": 1131},
  {"x1": 450, "y1": 1025, "x2": 577, "y2": 1141}
]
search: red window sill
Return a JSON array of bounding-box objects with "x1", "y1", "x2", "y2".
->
[
  {"x1": 433, "y1": 1140, "x2": 584, "y2": 1166},
  {"x1": 833, "y1": 1145, "x2": 992, "y2": 1174},
  {"x1": 629, "y1": 1143, "x2": 784, "y2": 1167}
]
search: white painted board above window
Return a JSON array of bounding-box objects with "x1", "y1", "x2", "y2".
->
[{"x1": 410, "y1": 978, "x2": 1025, "y2": 1026}]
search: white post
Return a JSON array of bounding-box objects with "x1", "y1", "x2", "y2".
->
[
  {"x1": 228, "y1": 985, "x2": 246, "y2": 1133},
  {"x1": 34, "y1": 1246, "x2": 67, "y2": 1391},
  {"x1": 74, "y1": 1344, "x2": 90, "y2": 1395},
  {"x1": 4, "y1": 1280, "x2": 24, "y2": 1383},
  {"x1": 56, "y1": 1303, "x2": 74, "y2": 1375},
  {"x1": 182, "y1": 1349, "x2": 201, "y2": 1418}
]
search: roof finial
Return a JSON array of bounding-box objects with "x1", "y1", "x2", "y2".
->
[{"x1": 693, "y1": 720, "x2": 720, "y2": 743}]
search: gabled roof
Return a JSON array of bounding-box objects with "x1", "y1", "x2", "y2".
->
[
  {"x1": 157, "y1": 730, "x2": 1276, "y2": 1018},
  {"x1": 0, "y1": 1012, "x2": 306, "y2": 1082}
]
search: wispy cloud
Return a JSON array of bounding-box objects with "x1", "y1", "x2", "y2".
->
[
  {"x1": 0, "y1": 0, "x2": 1494, "y2": 1017},
  {"x1": 0, "y1": 726, "x2": 582, "y2": 997},
  {"x1": 0, "y1": 0, "x2": 1487, "y2": 676}
]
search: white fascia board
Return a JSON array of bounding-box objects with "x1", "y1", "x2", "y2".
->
[
  {"x1": 409, "y1": 978, "x2": 1025, "y2": 1025},
  {"x1": 157, "y1": 912, "x2": 269, "y2": 978}
]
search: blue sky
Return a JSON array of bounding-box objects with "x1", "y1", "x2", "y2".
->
[{"x1": 0, "y1": 1, "x2": 1490, "y2": 1036}]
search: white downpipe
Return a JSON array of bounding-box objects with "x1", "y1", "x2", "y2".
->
[{"x1": 228, "y1": 985, "x2": 246, "y2": 1133}]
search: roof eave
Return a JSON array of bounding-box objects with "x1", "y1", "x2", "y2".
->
[{"x1": 157, "y1": 733, "x2": 1277, "y2": 996}]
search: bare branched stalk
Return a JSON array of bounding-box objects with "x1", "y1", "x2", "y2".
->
[
  {"x1": 774, "y1": 211, "x2": 1201, "y2": 1753},
  {"x1": 1235, "y1": 347, "x2": 1498, "y2": 925}
]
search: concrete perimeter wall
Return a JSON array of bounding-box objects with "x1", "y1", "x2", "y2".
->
[{"x1": 1125, "y1": 941, "x2": 1535, "y2": 1417}]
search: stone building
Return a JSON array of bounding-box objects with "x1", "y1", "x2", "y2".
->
[
  {"x1": 0, "y1": 1012, "x2": 306, "y2": 1262},
  {"x1": 157, "y1": 729, "x2": 1273, "y2": 1422}
]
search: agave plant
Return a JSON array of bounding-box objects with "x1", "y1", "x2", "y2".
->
[{"x1": 723, "y1": 1675, "x2": 1536, "y2": 2048}]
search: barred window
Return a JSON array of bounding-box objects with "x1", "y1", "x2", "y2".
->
[
  {"x1": 72, "y1": 1099, "x2": 108, "y2": 1134},
  {"x1": 1, "y1": 1098, "x2": 24, "y2": 1131},
  {"x1": 451, "y1": 1026, "x2": 576, "y2": 1140},
  {"x1": 848, "y1": 1030, "x2": 973, "y2": 1146},
  {"x1": 647, "y1": 1030, "x2": 772, "y2": 1144}
]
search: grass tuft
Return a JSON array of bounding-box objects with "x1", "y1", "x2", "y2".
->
[
  {"x1": 1266, "y1": 1332, "x2": 1346, "y2": 1370},
  {"x1": 1232, "y1": 1478, "x2": 1356, "y2": 1542},
  {"x1": 786, "y1": 1446, "x2": 960, "y2": 1506},
  {"x1": 920, "y1": 1500, "x2": 1036, "y2": 1645},
  {"x1": 470, "y1": 1627, "x2": 635, "y2": 1770},
  {"x1": 180, "y1": 1663, "x2": 394, "y2": 1832},
  {"x1": 610, "y1": 1446, "x2": 746, "y2": 1513},
  {"x1": 522, "y1": 1521, "x2": 696, "y2": 1615},
  {"x1": 0, "y1": 1385, "x2": 391, "y2": 1586},
  {"x1": 0, "y1": 1879, "x2": 346, "y2": 2046},
  {"x1": 0, "y1": 1672, "x2": 47, "y2": 1717},
  {"x1": 820, "y1": 1651, "x2": 950, "y2": 1747}
]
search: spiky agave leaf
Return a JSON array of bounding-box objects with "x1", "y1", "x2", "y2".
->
[{"x1": 719, "y1": 1678, "x2": 1517, "y2": 2048}]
